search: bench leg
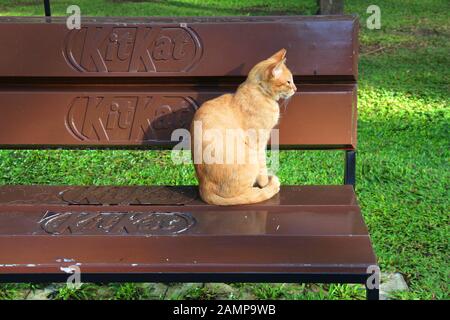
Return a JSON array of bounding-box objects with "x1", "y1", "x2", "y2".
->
[
  {"x1": 44, "y1": 0, "x2": 51, "y2": 17},
  {"x1": 366, "y1": 285, "x2": 379, "y2": 300},
  {"x1": 344, "y1": 150, "x2": 356, "y2": 187}
]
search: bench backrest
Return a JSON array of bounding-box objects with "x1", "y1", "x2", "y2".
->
[{"x1": 0, "y1": 16, "x2": 358, "y2": 150}]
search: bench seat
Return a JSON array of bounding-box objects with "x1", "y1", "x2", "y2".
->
[{"x1": 0, "y1": 185, "x2": 376, "y2": 281}]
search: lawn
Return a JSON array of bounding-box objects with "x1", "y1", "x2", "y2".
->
[{"x1": 0, "y1": 0, "x2": 448, "y2": 300}]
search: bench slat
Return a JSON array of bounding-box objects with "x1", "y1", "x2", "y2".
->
[
  {"x1": 0, "y1": 84, "x2": 356, "y2": 149},
  {"x1": 0, "y1": 206, "x2": 367, "y2": 236},
  {"x1": 0, "y1": 185, "x2": 357, "y2": 206},
  {"x1": 0, "y1": 16, "x2": 358, "y2": 79},
  {"x1": 0, "y1": 236, "x2": 375, "y2": 274}
]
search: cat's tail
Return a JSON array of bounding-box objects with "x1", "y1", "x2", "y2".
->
[{"x1": 200, "y1": 176, "x2": 281, "y2": 206}]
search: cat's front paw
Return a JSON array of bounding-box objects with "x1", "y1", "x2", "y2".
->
[
  {"x1": 269, "y1": 175, "x2": 281, "y2": 191},
  {"x1": 256, "y1": 174, "x2": 269, "y2": 188}
]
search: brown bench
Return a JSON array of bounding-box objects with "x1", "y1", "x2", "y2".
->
[{"x1": 0, "y1": 14, "x2": 379, "y2": 300}]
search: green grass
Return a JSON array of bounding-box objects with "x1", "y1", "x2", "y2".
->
[
  {"x1": 0, "y1": 0, "x2": 317, "y2": 16},
  {"x1": 0, "y1": 0, "x2": 449, "y2": 300}
]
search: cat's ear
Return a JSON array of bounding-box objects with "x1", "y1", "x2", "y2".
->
[
  {"x1": 269, "y1": 58, "x2": 286, "y2": 79},
  {"x1": 269, "y1": 48, "x2": 287, "y2": 62}
]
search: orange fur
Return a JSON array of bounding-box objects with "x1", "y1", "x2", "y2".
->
[{"x1": 191, "y1": 49, "x2": 297, "y2": 205}]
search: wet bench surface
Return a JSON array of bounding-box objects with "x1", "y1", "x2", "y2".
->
[{"x1": 0, "y1": 15, "x2": 378, "y2": 298}]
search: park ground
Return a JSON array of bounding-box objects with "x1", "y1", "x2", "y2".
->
[{"x1": 0, "y1": 0, "x2": 448, "y2": 300}]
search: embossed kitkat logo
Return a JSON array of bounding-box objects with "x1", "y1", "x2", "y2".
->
[
  {"x1": 40, "y1": 211, "x2": 196, "y2": 235},
  {"x1": 66, "y1": 95, "x2": 198, "y2": 142},
  {"x1": 59, "y1": 186, "x2": 198, "y2": 205},
  {"x1": 64, "y1": 25, "x2": 203, "y2": 73}
]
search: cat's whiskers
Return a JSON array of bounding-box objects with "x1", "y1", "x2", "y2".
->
[{"x1": 280, "y1": 96, "x2": 292, "y2": 113}]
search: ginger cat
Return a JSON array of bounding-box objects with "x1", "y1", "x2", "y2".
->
[{"x1": 191, "y1": 49, "x2": 297, "y2": 205}]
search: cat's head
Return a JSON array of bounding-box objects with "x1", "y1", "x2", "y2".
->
[{"x1": 248, "y1": 48, "x2": 297, "y2": 101}]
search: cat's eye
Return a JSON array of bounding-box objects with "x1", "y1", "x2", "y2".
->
[{"x1": 287, "y1": 80, "x2": 291, "y2": 84}]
